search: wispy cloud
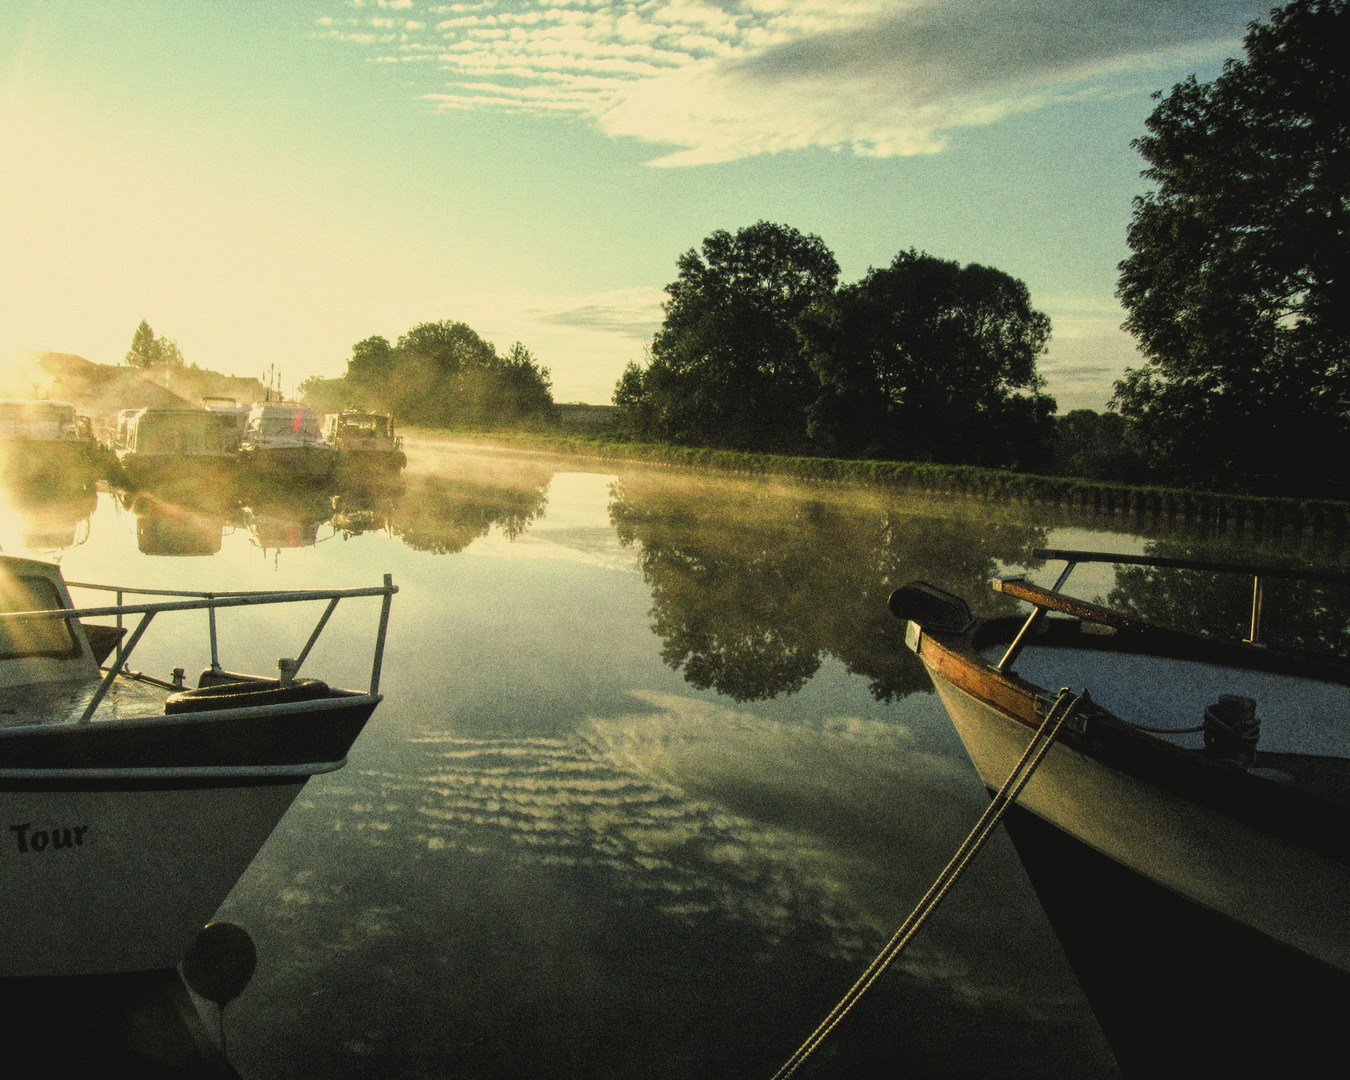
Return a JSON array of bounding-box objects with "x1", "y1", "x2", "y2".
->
[
  {"x1": 316, "y1": 1, "x2": 1266, "y2": 164},
  {"x1": 532, "y1": 287, "x2": 665, "y2": 340}
]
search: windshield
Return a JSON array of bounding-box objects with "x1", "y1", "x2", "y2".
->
[
  {"x1": 0, "y1": 575, "x2": 79, "y2": 659},
  {"x1": 254, "y1": 414, "x2": 320, "y2": 437}
]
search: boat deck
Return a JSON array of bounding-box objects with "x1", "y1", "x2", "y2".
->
[
  {"x1": 984, "y1": 632, "x2": 1350, "y2": 758},
  {"x1": 0, "y1": 676, "x2": 166, "y2": 730}
]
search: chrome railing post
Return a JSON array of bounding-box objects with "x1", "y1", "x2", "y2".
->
[
  {"x1": 1246, "y1": 575, "x2": 1264, "y2": 645},
  {"x1": 208, "y1": 597, "x2": 221, "y2": 674},
  {"x1": 369, "y1": 574, "x2": 394, "y2": 696},
  {"x1": 81, "y1": 611, "x2": 156, "y2": 723},
  {"x1": 293, "y1": 597, "x2": 341, "y2": 675}
]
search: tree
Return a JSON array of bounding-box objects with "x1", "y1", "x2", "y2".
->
[
  {"x1": 125, "y1": 320, "x2": 184, "y2": 369},
  {"x1": 1050, "y1": 410, "x2": 1146, "y2": 482},
  {"x1": 340, "y1": 322, "x2": 554, "y2": 427},
  {"x1": 1114, "y1": 0, "x2": 1350, "y2": 496},
  {"x1": 615, "y1": 221, "x2": 840, "y2": 452},
  {"x1": 807, "y1": 251, "x2": 1055, "y2": 468}
]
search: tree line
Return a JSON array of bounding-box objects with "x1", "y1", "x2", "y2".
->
[
  {"x1": 303, "y1": 321, "x2": 555, "y2": 427},
  {"x1": 119, "y1": 0, "x2": 1345, "y2": 499},
  {"x1": 614, "y1": 224, "x2": 1057, "y2": 471},
  {"x1": 616, "y1": 0, "x2": 1350, "y2": 499}
]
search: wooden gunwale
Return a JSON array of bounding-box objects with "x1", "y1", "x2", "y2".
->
[{"x1": 912, "y1": 619, "x2": 1350, "y2": 864}]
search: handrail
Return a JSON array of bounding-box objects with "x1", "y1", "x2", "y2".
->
[
  {"x1": 0, "y1": 577, "x2": 397, "y2": 724},
  {"x1": 1033, "y1": 548, "x2": 1350, "y2": 585},
  {"x1": 1025, "y1": 548, "x2": 1350, "y2": 653},
  {"x1": 0, "y1": 584, "x2": 396, "y2": 622},
  {"x1": 66, "y1": 581, "x2": 354, "y2": 598}
]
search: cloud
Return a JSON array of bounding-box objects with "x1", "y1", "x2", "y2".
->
[
  {"x1": 318, "y1": 1, "x2": 1268, "y2": 164},
  {"x1": 533, "y1": 288, "x2": 665, "y2": 340}
]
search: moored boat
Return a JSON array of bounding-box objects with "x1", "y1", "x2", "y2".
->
[
  {"x1": 322, "y1": 409, "x2": 406, "y2": 483},
  {"x1": 0, "y1": 399, "x2": 104, "y2": 494},
  {"x1": 0, "y1": 553, "x2": 396, "y2": 977},
  {"x1": 238, "y1": 403, "x2": 336, "y2": 485},
  {"x1": 202, "y1": 396, "x2": 250, "y2": 453},
  {"x1": 111, "y1": 407, "x2": 237, "y2": 492},
  {"x1": 889, "y1": 550, "x2": 1350, "y2": 1077}
]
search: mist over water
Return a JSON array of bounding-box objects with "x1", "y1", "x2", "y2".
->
[{"x1": 14, "y1": 437, "x2": 1350, "y2": 1078}]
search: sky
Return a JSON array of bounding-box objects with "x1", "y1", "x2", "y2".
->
[{"x1": 0, "y1": 0, "x2": 1272, "y2": 409}]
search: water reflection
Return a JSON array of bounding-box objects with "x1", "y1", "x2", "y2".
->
[
  {"x1": 0, "y1": 486, "x2": 97, "y2": 555},
  {"x1": 245, "y1": 487, "x2": 336, "y2": 553},
  {"x1": 48, "y1": 442, "x2": 1350, "y2": 1078},
  {"x1": 121, "y1": 489, "x2": 231, "y2": 556},
  {"x1": 330, "y1": 488, "x2": 398, "y2": 539},
  {"x1": 390, "y1": 467, "x2": 551, "y2": 555},
  {"x1": 226, "y1": 689, "x2": 1111, "y2": 1080},
  {"x1": 1103, "y1": 537, "x2": 1350, "y2": 657},
  {"x1": 609, "y1": 473, "x2": 1048, "y2": 702}
]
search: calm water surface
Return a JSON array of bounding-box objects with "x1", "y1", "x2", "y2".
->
[{"x1": 10, "y1": 440, "x2": 1349, "y2": 1079}]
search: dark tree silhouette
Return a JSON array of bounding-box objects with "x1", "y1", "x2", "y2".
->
[
  {"x1": 615, "y1": 227, "x2": 1055, "y2": 469},
  {"x1": 1115, "y1": 0, "x2": 1350, "y2": 496},
  {"x1": 806, "y1": 250, "x2": 1054, "y2": 468},
  {"x1": 614, "y1": 221, "x2": 839, "y2": 452},
  {"x1": 125, "y1": 320, "x2": 185, "y2": 369},
  {"x1": 1051, "y1": 410, "x2": 1146, "y2": 482}
]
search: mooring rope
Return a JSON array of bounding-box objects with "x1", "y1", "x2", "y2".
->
[{"x1": 768, "y1": 687, "x2": 1084, "y2": 1080}]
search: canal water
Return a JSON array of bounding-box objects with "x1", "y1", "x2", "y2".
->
[{"x1": 8, "y1": 439, "x2": 1348, "y2": 1079}]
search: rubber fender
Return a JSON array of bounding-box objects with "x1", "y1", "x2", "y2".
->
[{"x1": 164, "y1": 678, "x2": 331, "y2": 714}]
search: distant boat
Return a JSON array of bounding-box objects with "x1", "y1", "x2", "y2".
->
[
  {"x1": 202, "y1": 396, "x2": 251, "y2": 453},
  {"x1": 322, "y1": 409, "x2": 407, "y2": 483},
  {"x1": 889, "y1": 549, "x2": 1350, "y2": 1077},
  {"x1": 238, "y1": 403, "x2": 336, "y2": 484},
  {"x1": 0, "y1": 552, "x2": 396, "y2": 977},
  {"x1": 111, "y1": 406, "x2": 236, "y2": 491},
  {"x1": 0, "y1": 399, "x2": 103, "y2": 494}
]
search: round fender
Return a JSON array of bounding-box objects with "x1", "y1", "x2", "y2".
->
[{"x1": 164, "y1": 678, "x2": 331, "y2": 715}]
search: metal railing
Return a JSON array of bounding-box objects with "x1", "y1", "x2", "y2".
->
[
  {"x1": 2, "y1": 576, "x2": 397, "y2": 723},
  {"x1": 1033, "y1": 548, "x2": 1350, "y2": 647},
  {"x1": 995, "y1": 548, "x2": 1350, "y2": 672}
]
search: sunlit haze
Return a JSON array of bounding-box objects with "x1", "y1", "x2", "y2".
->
[{"x1": 1, "y1": 1, "x2": 1268, "y2": 408}]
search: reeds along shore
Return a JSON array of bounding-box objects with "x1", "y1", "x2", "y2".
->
[{"x1": 412, "y1": 428, "x2": 1350, "y2": 540}]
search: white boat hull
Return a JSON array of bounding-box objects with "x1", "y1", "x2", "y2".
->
[
  {"x1": 928, "y1": 668, "x2": 1350, "y2": 976},
  {"x1": 0, "y1": 781, "x2": 302, "y2": 976}
]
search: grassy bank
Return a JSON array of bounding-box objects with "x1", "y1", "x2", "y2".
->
[{"x1": 406, "y1": 427, "x2": 1350, "y2": 537}]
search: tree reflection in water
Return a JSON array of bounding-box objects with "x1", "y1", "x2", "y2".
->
[
  {"x1": 391, "y1": 465, "x2": 552, "y2": 555},
  {"x1": 609, "y1": 473, "x2": 1050, "y2": 703},
  {"x1": 1106, "y1": 539, "x2": 1350, "y2": 658}
]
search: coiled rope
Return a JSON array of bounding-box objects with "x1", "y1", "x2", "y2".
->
[{"x1": 768, "y1": 687, "x2": 1084, "y2": 1080}]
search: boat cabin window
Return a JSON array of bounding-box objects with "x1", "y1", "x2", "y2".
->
[
  {"x1": 336, "y1": 415, "x2": 388, "y2": 437},
  {"x1": 251, "y1": 413, "x2": 320, "y2": 438},
  {"x1": 0, "y1": 575, "x2": 80, "y2": 659}
]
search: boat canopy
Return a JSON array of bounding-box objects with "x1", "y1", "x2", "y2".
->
[
  {"x1": 247, "y1": 405, "x2": 322, "y2": 439},
  {"x1": 324, "y1": 412, "x2": 393, "y2": 438},
  {"x1": 118, "y1": 409, "x2": 227, "y2": 455}
]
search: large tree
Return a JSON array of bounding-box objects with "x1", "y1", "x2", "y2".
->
[
  {"x1": 807, "y1": 251, "x2": 1055, "y2": 468},
  {"x1": 615, "y1": 221, "x2": 840, "y2": 452},
  {"x1": 343, "y1": 321, "x2": 554, "y2": 427},
  {"x1": 1114, "y1": 0, "x2": 1350, "y2": 495}
]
